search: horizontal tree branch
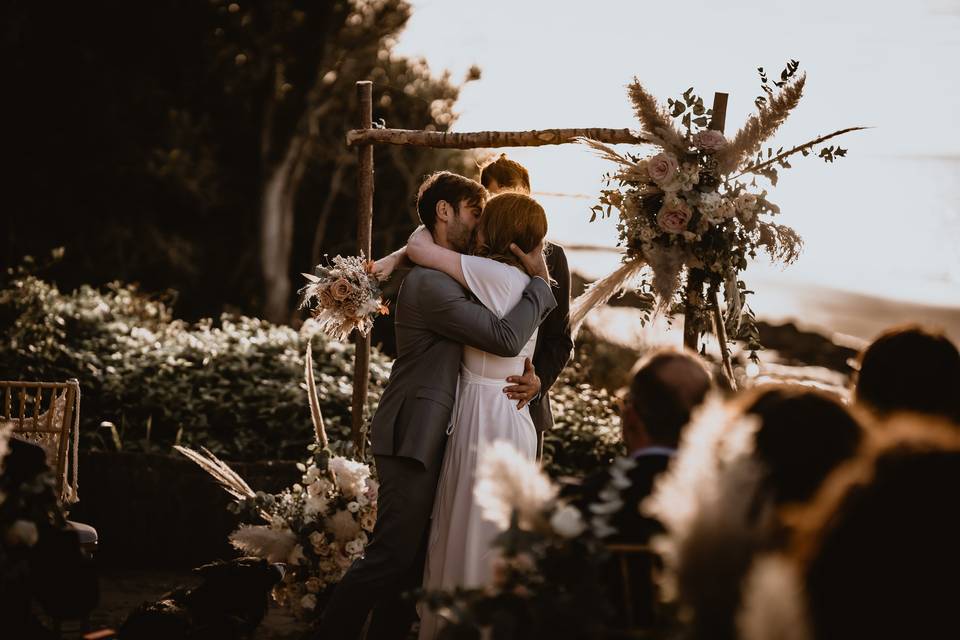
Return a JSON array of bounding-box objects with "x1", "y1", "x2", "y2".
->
[{"x1": 346, "y1": 127, "x2": 648, "y2": 149}]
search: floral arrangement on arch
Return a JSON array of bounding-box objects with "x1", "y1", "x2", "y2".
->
[
  {"x1": 571, "y1": 60, "x2": 865, "y2": 358},
  {"x1": 177, "y1": 342, "x2": 377, "y2": 620},
  {"x1": 299, "y1": 254, "x2": 388, "y2": 342}
]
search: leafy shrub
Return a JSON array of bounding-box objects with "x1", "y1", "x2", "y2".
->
[
  {"x1": 542, "y1": 363, "x2": 625, "y2": 479},
  {"x1": 0, "y1": 275, "x2": 391, "y2": 460},
  {"x1": 1, "y1": 272, "x2": 622, "y2": 475}
]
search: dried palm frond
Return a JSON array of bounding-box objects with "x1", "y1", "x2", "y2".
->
[
  {"x1": 628, "y1": 78, "x2": 686, "y2": 153},
  {"x1": 175, "y1": 445, "x2": 256, "y2": 502},
  {"x1": 732, "y1": 126, "x2": 869, "y2": 181},
  {"x1": 757, "y1": 222, "x2": 804, "y2": 265},
  {"x1": 304, "y1": 340, "x2": 329, "y2": 450},
  {"x1": 568, "y1": 256, "x2": 646, "y2": 333},
  {"x1": 229, "y1": 524, "x2": 298, "y2": 563},
  {"x1": 575, "y1": 137, "x2": 640, "y2": 167},
  {"x1": 716, "y1": 74, "x2": 807, "y2": 174}
]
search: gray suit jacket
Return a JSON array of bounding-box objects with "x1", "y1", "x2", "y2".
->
[{"x1": 369, "y1": 266, "x2": 557, "y2": 468}]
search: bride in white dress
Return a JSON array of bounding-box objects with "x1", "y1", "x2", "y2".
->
[{"x1": 403, "y1": 192, "x2": 549, "y2": 639}]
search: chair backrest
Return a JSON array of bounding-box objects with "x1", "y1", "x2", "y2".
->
[
  {"x1": 0, "y1": 379, "x2": 80, "y2": 504},
  {"x1": 605, "y1": 543, "x2": 660, "y2": 636}
]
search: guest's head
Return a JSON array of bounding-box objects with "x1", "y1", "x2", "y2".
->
[
  {"x1": 791, "y1": 415, "x2": 960, "y2": 640},
  {"x1": 854, "y1": 324, "x2": 960, "y2": 422},
  {"x1": 473, "y1": 192, "x2": 546, "y2": 269},
  {"x1": 621, "y1": 349, "x2": 713, "y2": 453},
  {"x1": 416, "y1": 171, "x2": 487, "y2": 252},
  {"x1": 740, "y1": 386, "x2": 864, "y2": 506},
  {"x1": 479, "y1": 154, "x2": 531, "y2": 194}
]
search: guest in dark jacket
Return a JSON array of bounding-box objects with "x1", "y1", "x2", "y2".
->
[
  {"x1": 563, "y1": 350, "x2": 712, "y2": 631},
  {"x1": 570, "y1": 349, "x2": 713, "y2": 542}
]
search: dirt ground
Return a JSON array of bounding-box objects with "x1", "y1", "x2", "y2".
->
[{"x1": 51, "y1": 568, "x2": 308, "y2": 639}]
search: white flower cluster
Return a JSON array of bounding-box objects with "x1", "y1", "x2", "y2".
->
[{"x1": 233, "y1": 451, "x2": 379, "y2": 621}]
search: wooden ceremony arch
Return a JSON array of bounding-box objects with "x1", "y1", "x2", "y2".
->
[{"x1": 344, "y1": 80, "x2": 732, "y2": 451}]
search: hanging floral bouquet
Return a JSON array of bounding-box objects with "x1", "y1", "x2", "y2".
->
[
  {"x1": 177, "y1": 342, "x2": 377, "y2": 620},
  {"x1": 571, "y1": 60, "x2": 866, "y2": 358},
  {"x1": 299, "y1": 254, "x2": 389, "y2": 342}
]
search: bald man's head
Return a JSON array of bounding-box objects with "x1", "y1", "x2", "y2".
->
[{"x1": 627, "y1": 350, "x2": 713, "y2": 448}]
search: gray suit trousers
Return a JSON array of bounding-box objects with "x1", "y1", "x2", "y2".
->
[{"x1": 317, "y1": 454, "x2": 441, "y2": 640}]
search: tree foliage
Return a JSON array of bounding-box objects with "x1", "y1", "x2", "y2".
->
[{"x1": 3, "y1": 0, "x2": 476, "y2": 321}]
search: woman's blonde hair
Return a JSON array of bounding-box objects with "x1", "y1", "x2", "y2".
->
[{"x1": 474, "y1": 192, "x2": 547, "y2": 269}]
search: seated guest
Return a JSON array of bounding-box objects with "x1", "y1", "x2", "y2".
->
[
  {"x1": 571, "y1": 349, "x2": 713, "y2": 543},
  {"x1": 854, "y1": 323, "x2": 960, "y2": 423},
  {"x1": 648, "y1": 385, "x2": 865, "y2": 640},
  {"x1": 779, "y1": 416, "x2": 960, "y2": 640},
  {"x1": 564, "y1": 349, "x2": 711, "y2": 631}
]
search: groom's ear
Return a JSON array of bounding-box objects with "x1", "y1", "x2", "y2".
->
[{"x1": 435, "y1": 199, "x2": 452, "y2": 224}]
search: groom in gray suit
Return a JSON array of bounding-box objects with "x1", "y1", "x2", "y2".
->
[{"x1": 318, "y1": 172, "x2": 556, "y2": 639}]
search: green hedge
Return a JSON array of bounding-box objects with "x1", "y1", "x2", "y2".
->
[
  {"x1": 0, "y1": 275, "x2": 391, "y2": 460},
  {"x1": 0, "y1": 274, "x2": 622, "y2": 476}
]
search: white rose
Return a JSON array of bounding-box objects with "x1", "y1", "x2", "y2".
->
[
  {"x1": 329, "y1": 457, "x2": 371, "y2": 499},
  {"x1": 300, "y1": 594, "x2": 317, "y2": 611},
  {"x1": 735, "y1": 193, "x2": 758, "y2": 212},
  {"x1": 718, "y1": 198, "x2": 737, "y2": 220},
  {"x1": 699, "y1": 192, "x2": 721, "y2": 212},
  {"x1": 550, "y1": 504, "x2": 587, "y2": 539},
  {"x1": 5, "y1": 520, "x2": 39, "y2": 547},
  {"x1": 347, "y1": 501, "x2": 360, "y2": 513}
]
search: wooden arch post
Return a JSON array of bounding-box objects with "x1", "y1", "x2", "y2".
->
[
  {"x1": 345, "y1": 80, "x2": 734, "y2": 447},
  {"x1": 682, "y1": 91, "x2": 736, "y2": 388},
  {"x1": 351, "y1": 80, "x2": 374, "y2": 455}
]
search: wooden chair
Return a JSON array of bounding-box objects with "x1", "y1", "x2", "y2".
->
[
  {"x1": 602, "y1": 543, "x2": 660, "y2": 639},
  {"x1": 1, "y1": 379, "x2": 81, "y2": 505},
  {"x1": 0, "y1": 379, "x2": 98, "y2": 553}
]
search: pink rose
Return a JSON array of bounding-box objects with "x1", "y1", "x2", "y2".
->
[
  {"x1": 647, "y1": 152, "x2": 679, "y2": 184},
  {"x1": 330, "y1": 278, "x2": 353, "y2": 301},
  {"x1": 693, "y1": 130, "x2": 728, "y2": 153},
  {"x1": 657, "y1": 200, "x2": 692, "y2": 234},
  {"x1": 342, "y1": 301, "x2": 361, "y2": 318}
]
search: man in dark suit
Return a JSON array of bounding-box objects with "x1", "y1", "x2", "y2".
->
[
  {"x1": 573, "y1": 349, "x2": 712, "y2": 540},
  {"x1": 566, "y1": 349, "x2": 712, "y2": 629},
  {"x1": 480, "y1": 155, "x2": 575, "y2": 453},
  {"x1": 318, "y1": 172, "x2": 556, "y2": 640}
]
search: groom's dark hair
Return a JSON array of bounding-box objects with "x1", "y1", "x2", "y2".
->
[{"x1": 416, "y1": 171, "x2": 487, "y2": 232}]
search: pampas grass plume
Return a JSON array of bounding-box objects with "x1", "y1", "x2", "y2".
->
[{"x1": 230, "y1": 524, "x2": 297, "y2": 563}]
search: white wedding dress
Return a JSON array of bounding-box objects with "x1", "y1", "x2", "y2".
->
[{"x1": 418, "y1": 255, "x2": 539, "y2": 639}]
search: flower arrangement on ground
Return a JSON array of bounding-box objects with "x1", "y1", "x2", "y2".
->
[
  {"x1": 571, "y1": 60, "x2": 866, "y2": 360},
  {"x1": 299, "y1": 254, "x2": 389, "y2": 342},
  {"x1": 177, "y1": 342, "x2": 377, "y2": 619},
  {"x1": 419, "y1": 440, "x2": 623, "y2": 639}
]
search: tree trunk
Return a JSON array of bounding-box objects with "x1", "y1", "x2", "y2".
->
[{"x1": 260, "y1": 135, "x2": 305, "y2": 324}]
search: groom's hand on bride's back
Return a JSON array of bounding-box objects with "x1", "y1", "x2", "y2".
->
[{"x1": 509, "y1": 241, "x2": 550, "y2": 283}]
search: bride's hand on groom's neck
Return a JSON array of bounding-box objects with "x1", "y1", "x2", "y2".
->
[{"x1": 510, "y1": 242, "x2": 550, "y2": 283}]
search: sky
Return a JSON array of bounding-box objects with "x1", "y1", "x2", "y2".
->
[{"x1": 391, "y1": 0, "x2": 960, "y2": 318}]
